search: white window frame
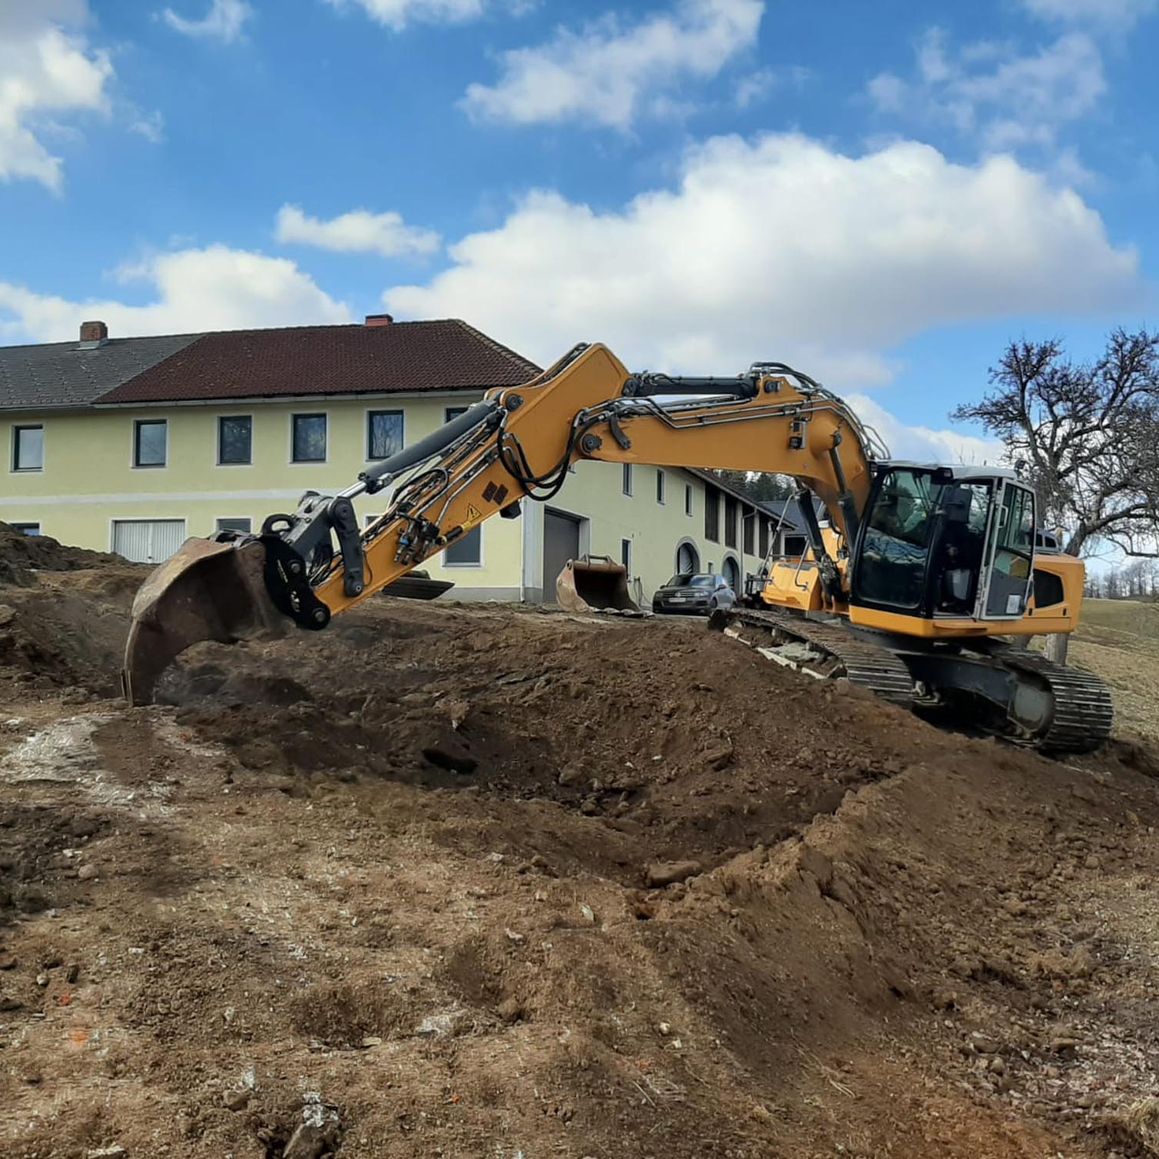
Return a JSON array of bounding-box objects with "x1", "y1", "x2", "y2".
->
[
  {"x1": 290, "y1": 412, "x2": 328, "y2": 464},
  {"x1": 622, "y1": 463, "x2": 633, "y2": 496},
  {"x1": 365, "y1": 407, "x2": 405, "y2": 462},
  {"x1": 216, "y1": 414, "x2": 254, "y2": 466},
  {"x1": 656, "y1": 469, "x2": 666, "y2": 505},
  {"x1": 621, "y1": 537, "x2": 632, "y2": 574},
  {"x1": 9, "y1": 522, "x2": 41, "y2": 536},
  {"x1": 685, "y1": 483, "x2": 693, "y2": 517},
  {"x1": 11, "y1": 424, "x2": 44, "y2": 473},
  {"x1": 214, "y1": 517, "x2": 252, "y2": 535},
  {"x1": 132, "y1": 418, "x2": 168, "y2": 469},
  {"x1": 443, "y1": 523, "x2": 483, "y2": 568}
]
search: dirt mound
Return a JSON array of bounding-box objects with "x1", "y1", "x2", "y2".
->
[
  {"x1": 0, "y1": 523, "x2": 125, "y2": 587},
  {"x1": 165, "y1": 602, "x2": 919, "y2": 878},
  {"x1": 0, "y1": 534, "x2": 145, "y2": 695}
]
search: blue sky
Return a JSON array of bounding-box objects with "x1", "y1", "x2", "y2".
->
[{"x1": 1, "y1": 0, "x2": 1156, "y2": 462}]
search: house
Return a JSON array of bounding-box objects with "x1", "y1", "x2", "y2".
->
[{"x1": 0, "y1": 316, "x2": 806, "y2": 602}]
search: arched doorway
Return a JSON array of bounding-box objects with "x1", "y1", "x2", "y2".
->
[
  {"x1": 722, "y1": 554, "x2": 741, "y2": 595},
  {"x1": 675, "y1": 540, "x2": 700, "y2": 575}
]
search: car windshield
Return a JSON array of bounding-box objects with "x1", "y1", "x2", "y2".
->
[{"x1": 666, "y1": 575, "x2": 714, "y2": 587}]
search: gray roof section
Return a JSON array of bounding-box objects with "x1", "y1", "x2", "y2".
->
[{"x1": 0, "y1": 334, "x2": 203, "y2": 411}]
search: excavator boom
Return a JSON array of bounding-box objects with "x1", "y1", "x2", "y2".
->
[
  {"x1": 121, "y1": 340, "x2": 1111, "y2": 754},
  {"x1": 124, "y1": 341, "x2": 879, "y2": 702}
]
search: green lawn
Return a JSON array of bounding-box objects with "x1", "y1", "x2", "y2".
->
[{"x1": 1070, "y1": 599, "x2": 1159, "y2": 743}]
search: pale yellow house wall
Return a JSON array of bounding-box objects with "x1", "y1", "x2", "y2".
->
[
  {"x1": 2, "y1": 397, "x2": 790, "y2": 605},
  {"x1": 0, "y1": 393, "x2": 524, "y2": 598}
]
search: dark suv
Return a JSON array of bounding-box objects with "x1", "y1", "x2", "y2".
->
[{"x1": 652, "y1": 573, "x2": 737, "y2": 615}]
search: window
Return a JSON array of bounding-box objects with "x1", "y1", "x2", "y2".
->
[
  {"x1": 704, "y1": 484, "x2": 720, "y2": 542},
  {"x1": 621, "y1": 538, "x2": 632, "y2": 572},
  {"x1": 759, "y1": 516, "x2": 770, "y2": 558},
  {"x1": 367, "y1": 410, "x2": 404, "y2": 460},
  {"x1": 622, "y1": 463, "x2": 633, "y2": 496},
  {"x1": 9, "y1": 522, "x2": 40, "y2": 536},
  {"x1": 784, "y1": 534, "x2": 808, "y2": 556},
  {"x1": 292, "y1": 413, "x2": 327, "y2": 463},
  {"x1": 218, "y1": 416, "x2": 252, "y2": 465},
  {"x1": 445, "y1": 406, "x2": 469, "y2": 422},
  {"x1": 215, "y1": 517, "x2": 251, "y2": 535},
  {"x1": 12, "y1": 425, "x2": 43, "y2": 472},
  {"x1": 743, "y1": 510, "x2": 755, "y2": 555},
  {"x1": 656, "y1": 469, "x2": 666, "y2": 505},
  {"x1": 724, "y1": 496, "x2": 738, "y2": 548},
  {"x1": 133, "y1": 419, "x2": 167, "y2": 468},
  {"x1": 685, "y1": 484, "x2": 693, "y2": 517},
  {"x1": 445, "y1": 526, "x2": 481, "y2": 566}
]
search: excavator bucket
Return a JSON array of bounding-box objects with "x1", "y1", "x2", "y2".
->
[
  {"x1": 122, "y1": 536, "x2": 283, "y2": 706},
  {"x1": 555, "y1": 555, "x2": 640, "y2": 614}
]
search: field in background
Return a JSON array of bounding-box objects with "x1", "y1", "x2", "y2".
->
[{"x1": 1072, "y1": 598, "x2": 1159, "y2": 743}]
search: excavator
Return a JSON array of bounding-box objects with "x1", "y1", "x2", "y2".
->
[{"x1": 122, "y1": 342, "x2": 1113, "y2": 754}]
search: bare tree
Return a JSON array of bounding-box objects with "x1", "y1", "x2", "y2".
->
[{"x1": 953, "y1": 328, "x2": 1159, "y2": 662}]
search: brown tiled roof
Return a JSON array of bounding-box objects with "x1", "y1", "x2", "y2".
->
[{"x1": 95, "y1": 320, "x2": 540, "y2": 405}]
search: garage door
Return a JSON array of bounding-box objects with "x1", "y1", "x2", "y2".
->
[
  {"x1": 112, "y1": 519, "x2": 187, "y2": 564},
  {"x1": 543, "y1": 509, "x2": 581, "y2": 603}
]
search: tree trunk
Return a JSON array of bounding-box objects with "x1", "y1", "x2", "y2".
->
[{"x1": 1044, "y1": 632, "x2": 1070, "y2": 666}]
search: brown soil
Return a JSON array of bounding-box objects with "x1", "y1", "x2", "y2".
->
[{"x1": 0, "y1": 541, "x2": 1157, "y2": 1158}]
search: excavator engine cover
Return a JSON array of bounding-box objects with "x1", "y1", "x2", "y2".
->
[
  {"x1": 122, "y1": 536, "x2": 282, "y2": 706},
  {"x1": 556, "y1": 555, "x2": 640, "y2": 614}
]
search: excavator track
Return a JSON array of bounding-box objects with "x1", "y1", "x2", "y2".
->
[
  {"x1": 991, "y1": 647, "x2": 1114, "y2": 754},
  {"x1": 716, "y1": 607, "x2": 915, "y2": 709},
  {"x1": 717, "y1": 608, "x2": 1113, "y2": 755}
]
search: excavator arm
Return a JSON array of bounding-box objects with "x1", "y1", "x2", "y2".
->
[{"x1": 123, "y1": 341, "x2": 886, "y2": 703}]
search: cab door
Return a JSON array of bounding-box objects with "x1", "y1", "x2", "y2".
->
[{"x1": 976, "y1": 482, "x2": 1035, "y2": 620}]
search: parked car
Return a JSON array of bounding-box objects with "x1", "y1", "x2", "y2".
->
[{"x1": 652, "y1": 573, "x2": 737, "y2": 615}]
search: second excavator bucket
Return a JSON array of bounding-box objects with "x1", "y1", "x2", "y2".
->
[
  {"x1": 555, "y1": 555, "x2": 640, "y2": 614},
  {"x1": 122, "y1": 536, "x2": 284, "y2": 706}
]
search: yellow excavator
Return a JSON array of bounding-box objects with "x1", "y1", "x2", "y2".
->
[{"x1": 123, "y1": 342, "x2": 1112, "y2": 753}]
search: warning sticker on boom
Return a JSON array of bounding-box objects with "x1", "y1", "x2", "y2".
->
[{"x1": 465, "y1": 504, "x2": 482, "y2": 525}]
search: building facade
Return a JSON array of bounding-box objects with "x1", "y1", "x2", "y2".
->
[{"x1": 0, "y1": 318, "x2": 803, "y2": 604}]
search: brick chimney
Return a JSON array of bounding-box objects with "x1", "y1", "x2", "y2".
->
[
  {"x1": 364, "y1": 313, "x2": 394, "y2": 327},
  {"x1": 79, "y1": 320, "x2": 108, "y2": 348}
]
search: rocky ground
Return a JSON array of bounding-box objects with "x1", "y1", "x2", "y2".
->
[{"x1": 0, "y1": 525, "x2": 1157, "y2": 1158}]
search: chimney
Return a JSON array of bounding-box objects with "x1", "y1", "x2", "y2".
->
[
  {"x1": 79, "y1": 320, "x2": 108, "y2": 348},
  {"x1": 364, "y1": 313, "x2": 394, "y2": 327}
]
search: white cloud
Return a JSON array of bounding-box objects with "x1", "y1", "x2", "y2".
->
[
  {"x1": 384, "y1": 133, "x2": 1139, "y2": 390},
  {"x1": 462, "y1": 0, "x2": 763, "y2": 130},
  {"x1": 0, "y1": 246, "x2": 352, "y2": 343},
  {"x1": 846, "y1": 393, "x2": 1003, "y2": 466},
  {"x1": 129, "y1": 110, "x2": 166, "y2": 144},
  {"x1": 276, "y1": 205, "x2": 441, "y2": 258},
  {"x1": 162, "y1": 0, "x2": 253, "y2": 43},
  {"x1": 0, "y1": 2, "x2": 113, "y2": 192},
  {"x1": 322, "y1": 0, "x2": 523, "y2": 31},
  {"x1": 734, "y1": 68, "x2": 776, "y2": 109},
  {"x1": 1021, "y1": 0, "x2": 1157, "y2": 28},
  {"x1": 869, "y1": 28, "x2": 1105, "y2": 152}
]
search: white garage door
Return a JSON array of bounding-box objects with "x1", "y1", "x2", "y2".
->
[{"x1": 112, "y1": 519, "x2": 187, "y2": 564}]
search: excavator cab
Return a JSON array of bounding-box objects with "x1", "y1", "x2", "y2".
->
[{"x1": 850, "y1": 465, "x2": 1035, "y2": 623}]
